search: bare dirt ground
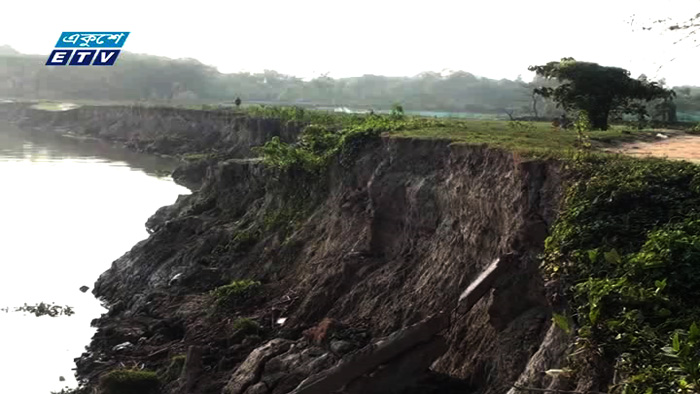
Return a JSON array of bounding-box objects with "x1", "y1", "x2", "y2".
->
[{"x1": 607, "y1": 132, "x2": 700, "y2": 163}]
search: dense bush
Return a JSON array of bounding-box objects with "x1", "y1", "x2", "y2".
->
[
  {"x1": 544, "y1": 153, "x2": 700, "y2": 393},
  {"x1": 232, "y1": 318, "x2": 261, "y2": 335},
  {"x1": 211, "y1": 279, "x2": 262, "y2": 310},
  {"x1": 99, "y1": 369, "x2": 159, "y2": 394},
  {"x1": 254, "y1": 111, "x2": 447, "y2": 173}
]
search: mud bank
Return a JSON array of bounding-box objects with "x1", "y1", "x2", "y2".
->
[
  {"x1": 77, "y1": 133, "x2": 573, "y2": 393},
  {"x1": 1, "y1": 104, "x2": 579, "y2": 393}
]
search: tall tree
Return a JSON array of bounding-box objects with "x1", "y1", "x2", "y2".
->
[{"x1": 529, "y1": 58, "x2": 674, "y2": 130}]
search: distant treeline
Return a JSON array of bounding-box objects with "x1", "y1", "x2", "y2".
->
[{"x1": 1, "y1": 47, "x2": 700, "y2": 119}]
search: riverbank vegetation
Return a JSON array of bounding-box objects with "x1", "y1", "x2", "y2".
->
[
  {"x1": 250, "y1": 106, "x2": 689, "y2": 174},
  {"x1": 544, "y1": 153, "x2": 700, "y2": 393}
]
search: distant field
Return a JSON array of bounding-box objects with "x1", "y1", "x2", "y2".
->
[
  {"x1": 389, "y1": 120, "x2": 665, "y2": 153},
  {"x1": 11, "y1": 101, "x2": 695, "y2": 155}
]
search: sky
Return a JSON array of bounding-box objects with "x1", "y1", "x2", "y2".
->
[{"x1": 1, "y1": 0, "x2": 699, "y2": 85}]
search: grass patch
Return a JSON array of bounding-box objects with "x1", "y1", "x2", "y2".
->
[
  {"x1": 211, "y1": 279, "x2": 262, "y2": 310},
  {"x1": 390, "y1": 120, "x2": 658, "y2": 153},
  {"x1": 254, "y1": 113, "x2": 447, "y2": 173},
  {"x1": 232, "y1": 317, "x2": 261, "y2": 335},
  {"x1": 544, "y1": 152, "x2": 700, "y2": 392},
  {"x1": 99, "y1": 369, "x2": 159, "y2": 394}
]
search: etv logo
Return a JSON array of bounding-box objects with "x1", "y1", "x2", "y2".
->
[{"x1": 46, "y1": 32, "x2": 130, "y2": 66}]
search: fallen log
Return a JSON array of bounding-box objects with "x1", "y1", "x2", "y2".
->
[
  {"x1": 289, "y1": 313, "x2": 449, "y2": 394},
  {"x1": 288, "y1": 254, "x2": 516, "y2": 394},
  {"x1": 456, "y1": 254, "x2": 513, "y2": 315}
]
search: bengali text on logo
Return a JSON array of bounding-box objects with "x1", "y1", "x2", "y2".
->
[{"x1": 46, "y1": 32, "x2": 130, "y2": 66}]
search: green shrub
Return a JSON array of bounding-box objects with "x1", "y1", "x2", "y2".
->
[
  {"x1": 233, "y1": 318, "x2": 261, "y2": 335},
  {"x1": 573, "y1": 111, "x2": 592, "y2": 149},
  {"x1": 211, "y1": 279, "x2": 262, "y2": 310},
  {"x1": 390, "y1": 103, "x2": 404, "y2": 120},
  {"x1": 544, "y1": 154, "x2": 700, "y2": 393},
  {"x1": 99, "y1": 369, "x2": 159, "y2": 394},
  {"x1": 507, "y1": 120, "x2": 536, "y2": 133},
  {"x1": 253, "y1": 113, "x2": 447, "y2": 174}
]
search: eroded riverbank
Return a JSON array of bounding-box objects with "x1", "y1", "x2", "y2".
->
[{"x1": 0, "y1": 121, "x2": 189, "y2": 393}]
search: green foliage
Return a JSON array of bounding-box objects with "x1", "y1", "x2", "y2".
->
[
  {"x1": 529, "y1": 58, "x2": 674, "y2": 130},
  {"x1": 552, "y1": 313, "x2": 573, "y2": 334},
  {"x1": 232, "y1": 318, "x2": 261, "y2": 335},
  {"x1": 661, "y1": 324, "x2": 700, "y2": 391},
  {"x1": 390, "y1": 103, "x2": 405, "y2": 120},
  {"x1": 211, "y1": 279, "x2": 262, "y2": 310},
  {"x1": 254, "y1": 136, "x2": 325, "y2": 173},
  {"x1": 99, "y1": 369, "x2": 159, "y2": 394},
  {"x1": 574, "y1": 111, "x2": 592, "y2": 150},
  {"x1": 254, "y1": 113, "x2": 447, "y2": 173},
  {"x1": 507, "y1": 120, "x2": 537, "y2": 133},
  {"x1": 244, "y1": 105, "x2": 348, "y2": 126},
  {"x1": 390, "y1": 119, "x2": 655, "y2": 154},
  {"x1": 543, "y1": 154, "x2": 700, "y2": 392}
]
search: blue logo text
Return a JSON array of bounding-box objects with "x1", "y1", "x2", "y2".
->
[{"x1": 46, "y1": 32, "x2": 129, "y2": 66}]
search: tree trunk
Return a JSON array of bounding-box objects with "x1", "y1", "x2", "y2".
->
[{"x1": 590, "y1": 108, "x2": 610, "y2": 130}]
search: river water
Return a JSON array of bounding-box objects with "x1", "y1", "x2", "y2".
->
[{"x1": 0, "y1": 122, "x2": 190, "y2": 393}]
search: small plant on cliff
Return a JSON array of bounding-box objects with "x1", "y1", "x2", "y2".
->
[
  {"x1": 254, "y1": 113, "x2": 447, "y2": 174},
  {"x1": 233, "y1": 317, "x2": 261, "y2": 335},
  {"x1": 211, "y1": 279, "x2": 262, "y2": 310},
  {"x1": 99, "y1": 369, "x2": 159, "y2": 394}
]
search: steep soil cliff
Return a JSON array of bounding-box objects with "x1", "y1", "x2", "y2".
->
[
  {"x1": 6, "y1": 104, "x2": 700, "y2": 393},
  {"x1": 1, "y1": 104, "x2": 580, "y2": 393},
  {"x1": 73, "y1": 135, "x2": 567, "y2": 393}
]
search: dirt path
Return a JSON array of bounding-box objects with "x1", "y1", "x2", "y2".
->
[{"x1": 607, "y1": 133, "x2": 700, "y2": 163}]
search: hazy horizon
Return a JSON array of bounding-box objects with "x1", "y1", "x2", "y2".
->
[{"x1": 1, "y1": 0, "x2": 699, "y2": 85}]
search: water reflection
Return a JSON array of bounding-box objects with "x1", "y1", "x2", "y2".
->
[
  {"x1": 0, "y1": 121, "x2": 189, "y2": 393},
  {"x1": 0, "y1": 122, "x2": 179, "y2": 177}
]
